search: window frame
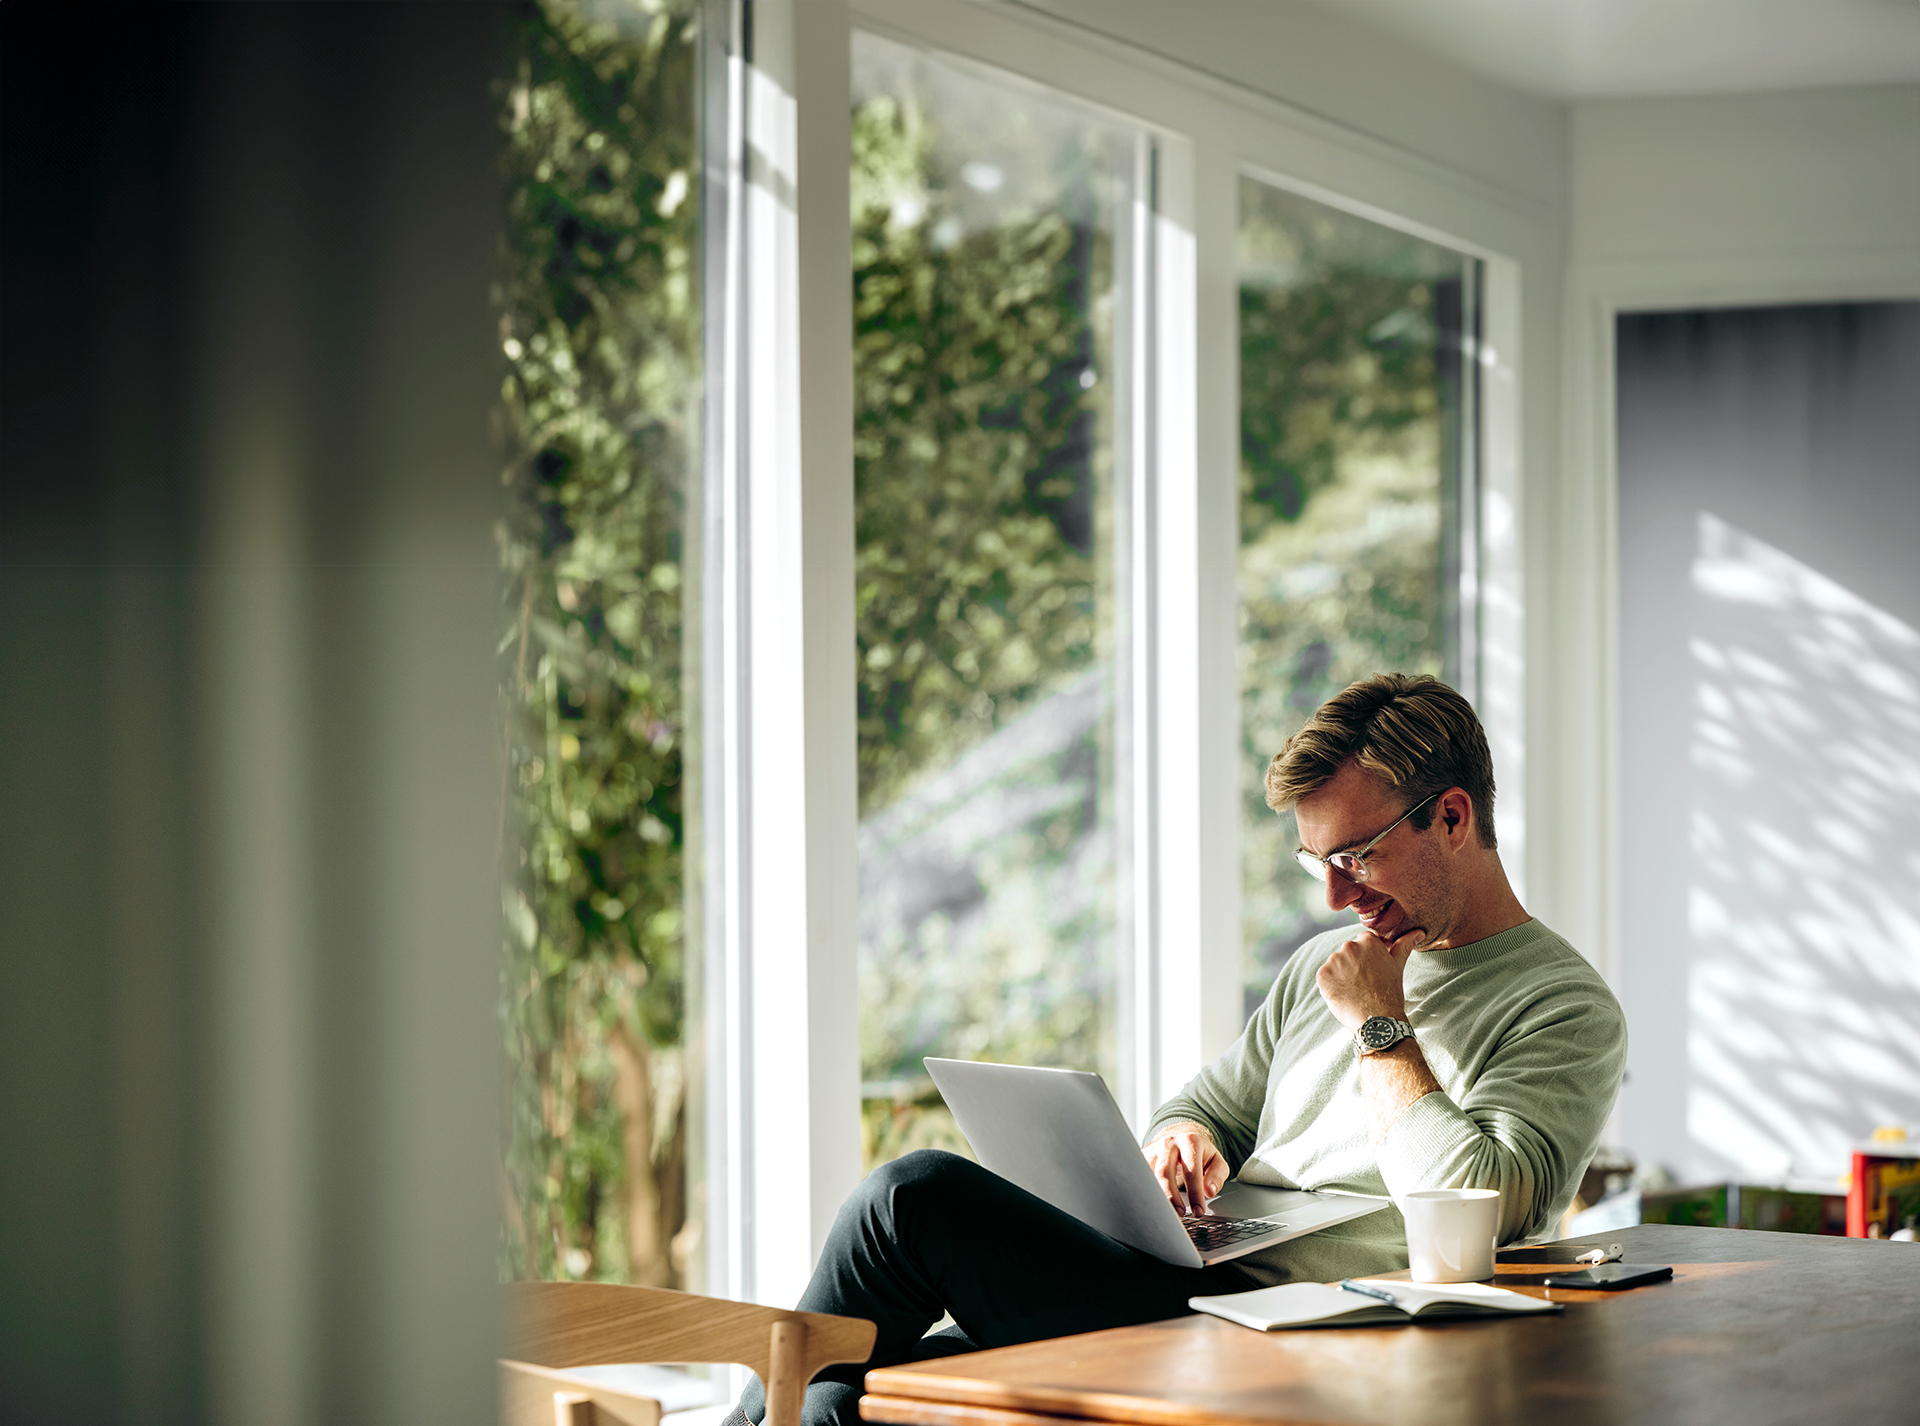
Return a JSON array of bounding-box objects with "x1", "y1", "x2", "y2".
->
[{"x1": 702, "y1": 0, "x2": 1539, "y2": 1306}]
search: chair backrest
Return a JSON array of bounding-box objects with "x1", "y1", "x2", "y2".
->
[
  {"x1": 502, "y1": 1282, "x2": 877, "y2": 1426},
  {"x1": 499, "y1": 1358, "x2": 663, "y2": 1426}
]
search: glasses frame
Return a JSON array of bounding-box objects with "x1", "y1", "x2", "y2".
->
[{"x1": 1293, "y1": 792, "x2": 1441, "y2": 886}]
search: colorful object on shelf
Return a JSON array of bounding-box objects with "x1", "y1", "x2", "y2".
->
[{"x1": 1847, "y1": 1145, "x2": 1920, "y2": 1239}]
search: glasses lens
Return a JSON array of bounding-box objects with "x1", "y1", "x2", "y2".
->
[
  {"x1": 1327, "y1": 852, "x2": 1368, "y2": 883},
  {"x1": 1294, "y1": 849, "x2": 1327, "y2": 882}
]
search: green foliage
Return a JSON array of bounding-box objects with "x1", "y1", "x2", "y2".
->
[
  {"x1": 497, "y1": 0, "x2": 697, "y2": 1288},
  {"x1": 848, "y1": 76, "x2": 1123, "y2": 1166},
  {"x1": 1236, "y1": 185, "x2": 1460, "y2": 1000},
  {"x1": 858, "y1": 791, "x2": 1117, "y2": 1090},
  {"x1": 851, "y1": 92, "x2": 1105, "y2": 819},
  {"x1": 863, "y1": 1085, "x2": 973, "y2": 1168},
  {"x1": 1239, "y1": 274, "x2": 1439, "y2": 543}
]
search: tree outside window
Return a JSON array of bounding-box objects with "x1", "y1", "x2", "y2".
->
[{"x1": 497, "y1": 0, "x2": 698, "y2": 1290}]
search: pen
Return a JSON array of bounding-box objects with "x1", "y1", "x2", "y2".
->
[{"x1": 1338, "y1": 1279, "x2": 1402, "y2": 1306}]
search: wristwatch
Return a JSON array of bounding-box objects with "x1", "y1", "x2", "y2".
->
[{"x1": 1354, "y1": 1015, "x2": 1414, "y2": 1055}]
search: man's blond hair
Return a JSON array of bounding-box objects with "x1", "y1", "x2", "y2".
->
[{"x1": 1264, "y1": 673, "x2": 1497, "y2": 848}]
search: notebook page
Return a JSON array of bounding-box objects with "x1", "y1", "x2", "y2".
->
[{"x1": 1345, "y1": 1279, "x2": 1560, "y2": 1315}]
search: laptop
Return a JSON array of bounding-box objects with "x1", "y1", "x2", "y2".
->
[{"x1": 924, "y1": 1057, "x2": 1390, "y2": 1268}]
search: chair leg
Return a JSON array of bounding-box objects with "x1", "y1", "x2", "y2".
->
[{"x1": 762, "y1": 1320, "x2": 809, "y2": 1426}]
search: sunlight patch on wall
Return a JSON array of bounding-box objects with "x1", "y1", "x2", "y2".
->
[{"x1": 1687, "y1": 512, "x2": 1920, "y2": 1181}]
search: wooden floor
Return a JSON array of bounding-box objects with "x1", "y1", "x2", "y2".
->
[{"x1": 861, "y1": 1225, "x2": 1920, "y2": 1426}]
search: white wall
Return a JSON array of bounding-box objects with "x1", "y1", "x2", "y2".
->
[
  {"x1": 1572, "y1": 85, "x2": 1920, "y2": 280},
  {"x1": 1614, "y1": 304, "x2": 1920, "y2": 1184},
  {"x1": 1562, "y1": 83, "x2": 1920, "y2": 1175}
]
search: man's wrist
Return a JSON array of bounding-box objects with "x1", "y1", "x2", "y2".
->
[
  {"x1": 1353, "y1": 1014, "x2": 1415, "y2": 1055},
  {"x1": 1358, "y1": 1034, "x2": 1421, "y2": 1063},
  {"x1": 1153, "y1": 1118, "x2": 1216, "y2": 1144},
  {"x1": 1330, "y1": 1000, "x2": 1408, "y2": 1030}
]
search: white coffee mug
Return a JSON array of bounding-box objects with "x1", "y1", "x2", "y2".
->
[{"x1": 1400, "y1": 1188, "x2": 1500, "y2": 1283}]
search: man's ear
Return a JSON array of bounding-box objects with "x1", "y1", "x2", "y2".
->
[{"x1": 1438, "y1": 788, "x2": 1473, "y2": 848}]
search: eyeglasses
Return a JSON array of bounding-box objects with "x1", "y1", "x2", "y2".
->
[{"x1": 1293, "y1": 793, "x2": 1439, "y2": 886}]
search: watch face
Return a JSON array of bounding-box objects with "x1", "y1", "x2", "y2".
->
[{"x1": 1358, "y1": 1017, "x2": 1401, "y2": 1050}]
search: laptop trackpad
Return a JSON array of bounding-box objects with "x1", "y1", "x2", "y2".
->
[{"x1": 1207, "y1": 1181, "x2": 1322, "y2": 1220}]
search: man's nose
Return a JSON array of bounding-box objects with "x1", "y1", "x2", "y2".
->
[{"x1": 1324, "y1": 867, "x2": 1364, "y2": 912}]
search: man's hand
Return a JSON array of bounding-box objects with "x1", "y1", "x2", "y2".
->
[
  {"x1": 1315, "y1": 929, "x2": 1420, "y2": 1030},
  {"x1": 1318, "y1": 929, "x2": 1444, "y2": 1139},
  {"x1": 1143, "y1": 1121, "x2": 1228, "y2": 1215}
]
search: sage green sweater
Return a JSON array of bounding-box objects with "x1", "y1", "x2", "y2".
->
[{"x1": 1146, "y1": 918, "x2": 1626, "y2": 1288}]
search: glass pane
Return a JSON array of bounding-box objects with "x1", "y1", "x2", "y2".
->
[
  {"x1": 851, "y1": 33, "x2": 1136, "y2": 1169},
  {"x1": 1237, "y1": 177, "x2": 1480, "y2": 1016},
  {"x1": 497, "y1": 0, "x2": 701, "y2": 1290}
]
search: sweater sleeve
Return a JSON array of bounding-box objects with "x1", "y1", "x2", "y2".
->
[
  {"x1": 1142, "y1": 954, "x2": 1298, "y2": 1173},
  {"x1": 1376, "y1": 987, "x2": 1628, "y2": 1243}
]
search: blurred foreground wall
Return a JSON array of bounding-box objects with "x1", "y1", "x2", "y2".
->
[{"x1": 1, "y1": 6, "x2": 509, "y2": 1422}]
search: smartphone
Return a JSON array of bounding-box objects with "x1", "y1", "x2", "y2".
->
[{"x1": 1540, "y1": 1262, "x2": 1673, "y2": 1290}]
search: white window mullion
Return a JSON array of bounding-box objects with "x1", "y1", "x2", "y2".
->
[
  {"x1": 739, "y1": 0, "x2": 810, "y2": 1312},
  {"x1": 1478, "y1": 258, "x2": 1526, "y2": 907},
  {"x1": 1123, "y1": 125, "x2": 1218, "y2": 1131},
  {"x1": 701, "y1": 0, "x2": 860, "y2": 1313},
  {"x1": 1145, "y1": 131, "x2": 1216, "y2": 1107},
  {"x1": 786, "y1": 0, "x2": 862, "y2": 1299},
  {"x1": 1190, "y1": 139, "x2": 1248, "y2": 1068},
  {"x1": 1117, "y1": 133, "x2": 1159, "y2": 1134},
  {"x1": 699, "y1": 0, "x2": 752, "y2": 1309}
]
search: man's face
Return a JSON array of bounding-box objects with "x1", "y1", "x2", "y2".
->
[{"x1": 1293, "y1": 759, "x2": 1461, "y2": 951}]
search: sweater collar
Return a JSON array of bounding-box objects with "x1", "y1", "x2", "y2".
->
[{"x1": 1406, "y1": 916, "x2": 1546, "y2": 979}]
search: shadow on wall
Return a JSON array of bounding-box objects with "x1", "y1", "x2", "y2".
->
[{"x1": 1687, "y1": 511, "x2": 1920, "y2": 1180}]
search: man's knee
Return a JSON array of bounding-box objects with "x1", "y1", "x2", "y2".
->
[
  {"x1": 869, "y1": 1148, "x2": 976, "y2": 1189},
  {"x1": 843, "y1": 1149, "x2": 981, "y2": 1238}
]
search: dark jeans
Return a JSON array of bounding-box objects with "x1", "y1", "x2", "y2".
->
[{"x1": 739, "y1": 1149, "x2": 1258, "y2": 1426}]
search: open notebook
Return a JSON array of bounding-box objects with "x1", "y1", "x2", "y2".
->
[{"x1": 1190, "y1": 1278, "x2": 1563, "y2": 1330}]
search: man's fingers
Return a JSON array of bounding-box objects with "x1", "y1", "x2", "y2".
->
[
  {"x1": 1170, "y1": 1138, "x2": 1199, "y2": 1213},
  {"x1": 1152, "y1": 1142, "x2": 1191, "y2": 1212},
  {"x1": 1192, "y1": 1142, "x2": 1216, "y2": 1210},
  {"x1": 1147, "y1": 1128, "x2": 1222, "y2": 1214},
  {"x1": 1179, "y1": 1139, "x2": 1216, "y2": 1214},
  {"x1": 1202, "y1": 1152, "x2": 1227, "y2": 1210}
]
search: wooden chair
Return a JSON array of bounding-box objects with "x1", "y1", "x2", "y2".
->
[{"x1": 501, "y1": 1282, "x2": 877, "y2": 1426}]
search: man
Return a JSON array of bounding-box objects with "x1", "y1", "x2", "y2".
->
[{"x1": 734, "y1": 674, "x2": 1626, "y2": 1426}]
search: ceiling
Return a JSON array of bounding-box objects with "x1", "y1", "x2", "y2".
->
[{"x1": 1314, "y1": 0, "x2": 1920, "y2": 99}]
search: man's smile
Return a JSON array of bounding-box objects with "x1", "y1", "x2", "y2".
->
[
  {"x1": 1355, "y1": 893, "x2": 1427, "y2": 946},
  {"x1": 1357, "y1": 897, "x2": 1398, "y2": 931}
]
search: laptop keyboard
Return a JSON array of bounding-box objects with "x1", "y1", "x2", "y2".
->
[{"x1": 1179, "y1": 1213, "x2": 1284, "y2": 1251}]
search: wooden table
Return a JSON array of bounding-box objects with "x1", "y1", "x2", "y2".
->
[{"x1": 861, "y1": 1225, "x2": 1920, "y2": 1426}]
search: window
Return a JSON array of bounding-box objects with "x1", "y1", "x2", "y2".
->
[
  {"x1": 497, "y1": 0, "x2": 701, "y2": 1291},
  {"x1": 848, "y1": 32, "x2": 1145, "y2": 1167},
  {"x1": 1237, "y1": 176, "x2": 1482, "y2": 1013},
  {"x1": 488, "y1": 0, "x2": 1528, "y2": 1307}
]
